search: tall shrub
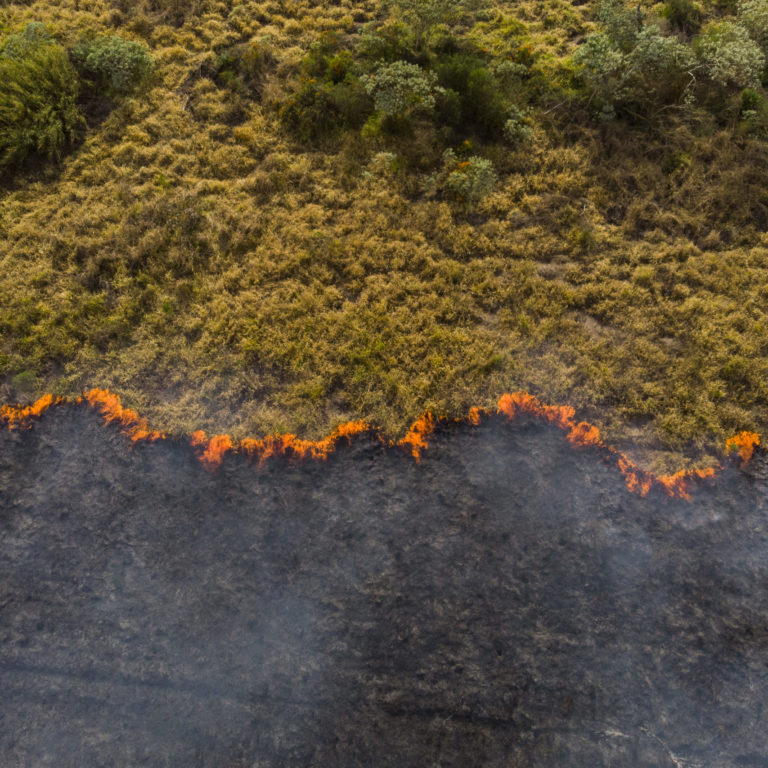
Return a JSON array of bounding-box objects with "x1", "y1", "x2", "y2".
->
[{"x1": 0, "y1": 24, "x2": 83, "y2": 171}]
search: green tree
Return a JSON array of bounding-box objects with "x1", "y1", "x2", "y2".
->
[{"x1": 0, "y1": 24, "x2": 83, "y2": 171}]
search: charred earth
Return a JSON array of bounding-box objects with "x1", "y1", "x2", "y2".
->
[{"x1": 2, "y1": 405, "x2": 768, "y2": 767}]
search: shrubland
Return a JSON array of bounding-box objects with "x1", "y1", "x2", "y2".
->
[{"x1": 1, "y1": 0, "x2": 768, "y2": 471}]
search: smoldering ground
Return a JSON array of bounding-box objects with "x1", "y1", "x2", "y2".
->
[{"x1": 1, "y1": 405, "x2": 768, "y2": 767}]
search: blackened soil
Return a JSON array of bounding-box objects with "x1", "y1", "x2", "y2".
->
[{"x1": 2, "y1": 406, "x2": 768, "y2": 767}]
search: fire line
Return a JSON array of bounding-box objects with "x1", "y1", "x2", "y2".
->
[{"x1": 0, "y1": 388, "x2": 760, "y2": 501}]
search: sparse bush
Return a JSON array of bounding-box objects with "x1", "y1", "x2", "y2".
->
[
  {"x1": 503, "y1": 104, "x2": 532, "y2": 144},
  {"x1": 440, "y1": 148, "x2": 497, "y2": 206},
  {"x1": 661, "y1": 0, "x2": 703, "y2": 35},
  {"x1": 364, "y1": 60, "x2": 443, "y2": 118},
  {"x1": 694, "y1": 21, "x2": 765, "y2": 89},
  {"x1": 71, "y1": 35, "x2": 153, "y2": 96},
  {"x1": 211, "y1": 40, "x2": 273, "y2": 96},
  {"x1": 280, "y1": 79, "x2": 343, "y2": 141},
  {"x1": 0, "y1": 24, "x2": 83, "y2": 171}
]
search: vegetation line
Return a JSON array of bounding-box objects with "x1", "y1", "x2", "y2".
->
[{"x1": 0, "y1": 388, "x2": 760, "y2": 500}]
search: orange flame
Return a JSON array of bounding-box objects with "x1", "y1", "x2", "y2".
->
[
  {"x1": 238, "y1": 420, "x2": 371, "y2": 466},
  {"x1": 497, "y1": 391, "x2": 721, "y2": 500},
  {"x1": 82, "y1": 389, "x2": 164, "y2": 442},
  {"x1": 397, "y1": 412, "x2": 436, "y2": 460},
  {"x1": 0, "y1": 388, "x2": 761, "y2": 499},
  {"x1": 725, "y1": 431, "x2": 760, "y2": 463},
  {"x1": 0, "y1": 393, "x2": 59, "y2": 429}
]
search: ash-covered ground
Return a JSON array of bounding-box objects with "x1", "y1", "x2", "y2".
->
[{"x1": 2, "y1": 406, "x2": 768, "y2": 767}]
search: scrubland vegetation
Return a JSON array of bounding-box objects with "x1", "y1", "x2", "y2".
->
[{"x1": 2, "y1": 0, "x2": 768, "y2": 470}]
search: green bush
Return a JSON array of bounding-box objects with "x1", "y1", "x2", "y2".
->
[
  {"x1": 503, "y1": 104, "x2": 532, "y2": 144},
  {"x1": 574, "y1": 4, "x2": 765, "y2": 117},
  {"x1": 694, "y1": 21, "x2": 765, "y2": 90},
  {"x1": 0, "y1": 24, "x2": 83, "y2": 171},
  {"x1": 434, "y1": 53, "x2": 508, "y2": 138},
  {"x1": 431, "y1": 147, "x2": 497, "y2": 207},
  {"x1": 661, "y1": 0, "x2": 703, "y2": 34},
  {"x1": 738, "y1": 0, "x2": 768, "y2": 52},
  {"x1": 389, "y1": 0, "x2": 468, "y2": 51},
  {"x1": 356, "y1": 21, "x2": 416, "y2": 63},
  {"x1": 364, "y1": 60, "x2": 443, "y2": 119},
  {"x1": 71, "y1": 35, "x2": 153, "y2": 96}
]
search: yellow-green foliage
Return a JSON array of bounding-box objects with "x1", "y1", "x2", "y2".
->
[{"x1": 2, "y1": 0, "x2": 768, "y2": 472}]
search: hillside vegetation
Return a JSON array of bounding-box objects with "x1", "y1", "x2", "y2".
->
[{"x1": 2, "y1": 0, "x2": 768, "y2": 471}]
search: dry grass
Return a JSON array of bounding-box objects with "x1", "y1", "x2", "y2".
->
[{"x1": 1, "y1": 0, "x2": 768, "y2": 472}]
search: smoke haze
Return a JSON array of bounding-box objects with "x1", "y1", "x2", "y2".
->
[{"x1": 1, "y1": 406, "x2": 768, "y2": 766}]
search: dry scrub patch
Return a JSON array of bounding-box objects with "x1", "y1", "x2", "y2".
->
[{"x1": 1, "y1": 0, "x2": 768, "y2": 473}]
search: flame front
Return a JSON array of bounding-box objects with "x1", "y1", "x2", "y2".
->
[
  {"x1": 0, "y1": 393, "x2": 59, "y2": 428},
  {"x1": 1, "y1": 388, "x2": 760, "y2": 500},
  {"x1": 497, "y1": 392, "x2": 721, "y2": 500}
]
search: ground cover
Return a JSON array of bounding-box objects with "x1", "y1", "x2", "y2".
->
[{"x1": 2, "y1": 0, "x2": 768, "y2": 472}]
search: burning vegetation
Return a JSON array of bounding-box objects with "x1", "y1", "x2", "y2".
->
[{"x1": 1, "y1": 388, "x2": 760, "y2": 500}]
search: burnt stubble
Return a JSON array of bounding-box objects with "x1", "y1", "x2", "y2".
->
[{"x1": 1, "y1": 405, "x2": 768, "y2": 767}]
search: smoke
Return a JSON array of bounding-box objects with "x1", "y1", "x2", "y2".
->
[{"x1": 1, "y1": 402, "x2": 768, "y2": 765}]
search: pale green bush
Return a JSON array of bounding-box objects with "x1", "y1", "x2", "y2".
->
[
  {"x1": 503, "y1": 105, "x2": 531, "y2": 144},
  {"x1": 442, "y1": 148, "x2": 496, "y2": 206},
  {"x1": 694, "y1": 21, "x2": 765, "y2": 89},
  {"x1": 71, "y1": 35, "x2": 154, "y2": 96},
  {"x1": 738, "y1": 0, "x2": 768, "y2": 51},
  {"x1": 364, "y1": 60, "x2": 443, "y2": 118}
]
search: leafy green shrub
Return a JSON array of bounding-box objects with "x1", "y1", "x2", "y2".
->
[
  {"x1": 661, "y1": 0, "x2": 703, "y2": 34},
  {"x1": 574, "y1": 2, "x2": 766, "y2": 117},
  {"x1": 738, "y1": 0, "x2": 768, "y2": 51},
  {"x1": 739, "y1": 87, "x2": 768, "y2": 133},
  {"x1": 434, "y1": 53, "x2": 508, "y2": 138},
  {"x1": 282, "y1": 33, "x2": 373, "y2": 141},
  {"x1": 694, "y1": 21, "x2": 765, "y2": 89},
  {"x1": 0, "y1": 22, "x2": 53, "y2": 59},
  {"x1": 596, "y1": 0, "x2": 644, "y2": 52},
  {"x1": 364, "y1": 60, "x2": 443, "y2": 118},
  {"x1": 430, "y1": 148, "x2": 496, "y2": 207},
  {"x1": 356, "y1": 21, "x2": 416, "y2": 63},
  {"x1": 71, "y1": 35, "x2": 153, "y2": 96},
  {"x1": 503, "y1": 104, "x2": 532, "y2": 144},
  {"x1": 0, "y1": 24, "x2": 83, "y2": 171},
  {"x1": 625, "y1": 27, "x2": 695, "y2": 103},
  {"x1": 571, "y1": 33, "x2": 625, "y2": 113}
]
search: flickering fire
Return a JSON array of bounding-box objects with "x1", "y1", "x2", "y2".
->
[
  {"x1": 726, "y1": 431, "x2": 761, "y2": 463},
  {"x1": 0, "y1": 388, "x2": 760, "y2": 500}
]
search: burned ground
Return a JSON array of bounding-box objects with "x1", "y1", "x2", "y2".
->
[{"x1": 1, "y1": 407, "x2": 768, "y2": 766}]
